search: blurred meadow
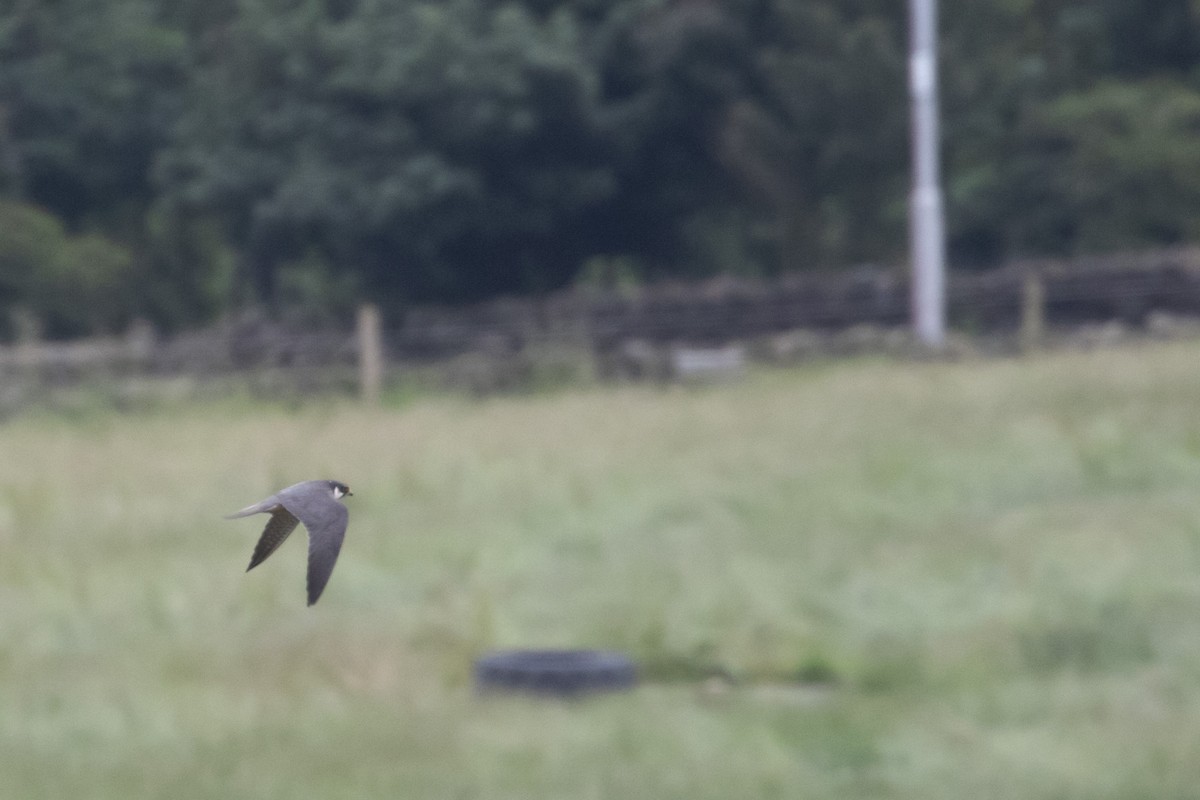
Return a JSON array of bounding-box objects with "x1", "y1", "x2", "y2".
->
[{"x1": 3, "y1": 340, "x2": 1200, "y2": 798}]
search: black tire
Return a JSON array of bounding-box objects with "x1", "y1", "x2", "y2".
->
[{"x1": 473, "y1": 649, "x2": 637, "y2": 697}]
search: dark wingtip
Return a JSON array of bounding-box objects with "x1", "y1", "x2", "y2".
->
[{"x1": 307, "y1": 580, "x2": 325, "y2": 605}]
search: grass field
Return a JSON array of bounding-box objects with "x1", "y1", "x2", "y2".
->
[{"x1": 3, "y1": 340, "x2": 1200, "y2": 798}]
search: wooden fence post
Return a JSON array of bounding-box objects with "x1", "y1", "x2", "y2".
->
[
  {"x1": 357, "y1": 303, "x2": 383, "y2": 404},
  {"x1": 1019, "y1": 270, "x2": 1045, "y2": 353}
]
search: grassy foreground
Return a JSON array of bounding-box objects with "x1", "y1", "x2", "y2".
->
[{"x1": 3, "y1": 341, "x2": 1200, "y2": 798}]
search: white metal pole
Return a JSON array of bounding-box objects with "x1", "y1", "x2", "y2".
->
[{"x1": 909, "y1": 0, "x2": 946, "y2": 347}]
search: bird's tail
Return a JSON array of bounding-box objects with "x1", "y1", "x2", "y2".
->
[{"x1": 224, "y1": 505, "x2": 263, "y2": 519}]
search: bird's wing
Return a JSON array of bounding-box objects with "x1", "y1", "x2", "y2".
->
[
  {"x1": 246, "y1": 508, "x2": 301, "y2": 571},
  {"x1": 286, "y1": 499, "x2": 349, "y2": 606}
]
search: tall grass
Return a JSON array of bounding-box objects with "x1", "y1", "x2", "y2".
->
[{"x1": 3, "y1": 341, "x2": 1200, "y2": 798}]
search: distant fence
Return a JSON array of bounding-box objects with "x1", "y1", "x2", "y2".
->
[
  {"x1": 394, "y1": 247, "x2": 1200, "y2": 352},
  {"x1": 4, "y1": 247, "x2": 1200, "y2": 406}
]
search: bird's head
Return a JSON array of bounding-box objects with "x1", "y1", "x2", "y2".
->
[{"x1": 329, "y1": 481, "x2": 353, "y2": 500}]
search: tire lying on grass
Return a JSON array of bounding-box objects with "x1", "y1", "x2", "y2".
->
[{"x1": 473, "y1": 649, "x2": 637, "y2": 697}]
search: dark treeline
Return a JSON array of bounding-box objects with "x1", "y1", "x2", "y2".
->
[{"x1": 1, "y1": 0, "x2": 1198, "y2": 338}]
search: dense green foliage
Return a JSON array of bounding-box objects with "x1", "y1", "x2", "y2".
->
[{"x1": 1, "y1": 0, "x2": 1199, "y2": 334}]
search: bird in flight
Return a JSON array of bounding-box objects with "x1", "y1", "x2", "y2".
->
[{"x1": 226, "y1": 479, "x2": 353, "y2": 605}]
